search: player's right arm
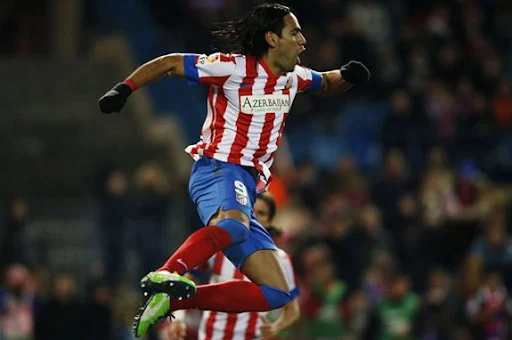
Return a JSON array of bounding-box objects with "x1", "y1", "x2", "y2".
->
[
  {"x1": 127, "y1": 54, "x2": 186, "y2": 86},
  {"x1": 98, "y1": 52, "x2": 236, "y2": 114}
]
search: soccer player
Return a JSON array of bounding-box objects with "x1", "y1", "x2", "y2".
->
[{"x1": 98, "y1": 3, "x2": 370, "y2": 338}]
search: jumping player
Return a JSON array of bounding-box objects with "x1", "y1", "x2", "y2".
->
[{"x1": 98, "y1": 3, "x2": 370, "y2": 338}]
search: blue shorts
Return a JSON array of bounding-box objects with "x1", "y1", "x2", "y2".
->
[{"x1": 188, "y1": 157, "x2": 277, "y2": 268}]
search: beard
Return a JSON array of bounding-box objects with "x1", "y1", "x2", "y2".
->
[{"x1": 275, "y1": 52, "x2": 300, "y2": 73}]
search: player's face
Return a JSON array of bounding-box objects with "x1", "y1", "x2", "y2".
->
[
  {"x1": 254, "y1": 198, "x2": 272, "y2": 227},
  {"x1": 276, "y1": 13, "x2": 307, "y2": 72}
]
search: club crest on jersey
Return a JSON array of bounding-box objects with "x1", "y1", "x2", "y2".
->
[
  {"x1": 197, "y1": 53, "x2": 221, "y2": 66},
  {"x1": 206, "y1": 54, "x2": 221, "y2": 64},
  {"x1": 285, "y1": 76, "x2": 293, "y2": 89},
  {"x1": 240, "y1": 94, "x2": 290, "y2": 115}
]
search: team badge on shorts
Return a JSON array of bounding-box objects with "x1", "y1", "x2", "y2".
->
[
  {"x1": 234, "y1": 180, "x2": 249, "y2": 206},
  {"x1": 236, "y1": 193, "x2": 248, "y2": 205}
]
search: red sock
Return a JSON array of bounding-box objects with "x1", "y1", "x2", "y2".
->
[
  {"x1": 157, "y1": 226, "x2": 232, "y2": 275},
  {"x1": 170, "y1": 281, "x2": 272, "y2": 312}
]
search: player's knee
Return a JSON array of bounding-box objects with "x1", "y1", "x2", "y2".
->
[
  {"x1": 260, "y1": 284, "x2": 292, "y2": 309},
  {"x1": 217, "y1": 218, "x2": 249, "y2": 245}
]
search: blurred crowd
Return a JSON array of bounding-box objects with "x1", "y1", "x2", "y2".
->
[
  {"x1": 267, "y1": 146, "x2": 511, "y2": 339},
  {"x1": 0, "y1": 162, "x2": 179, "y2": 340},
  {"x1": 2, "y1": 0, "x2": 512, "y2": 339}
]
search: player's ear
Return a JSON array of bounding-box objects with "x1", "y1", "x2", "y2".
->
[{"x1": 265, "y1": 31, "x2": 278, "y2": 48}]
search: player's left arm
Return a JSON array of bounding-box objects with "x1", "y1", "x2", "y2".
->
[
  {"x1": 316, "y1": 61, "x2": 371, "y2": 96},
  {"x1": 295, "y1": 61, "x2": 370, "y2": 96},
  {"x1": 316, "y1": 70, "x2": 353, "y2": 96}
]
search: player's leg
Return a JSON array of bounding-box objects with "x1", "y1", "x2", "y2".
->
[
  {"x1": 225, "y1": 218, "x2": 292, "y2": 310},
  {"x1": 167, "y1": 250, "x2": 291, "y2": 313},
  {"x1": 153, "y1": 208, "x2": 249, "y2": 275},
  {"x1": 167, "y1": 220, "x2": 292, "y2": 313},
  {"x1": 240, "y1": 248, "x2": 291, "y2": 294}
]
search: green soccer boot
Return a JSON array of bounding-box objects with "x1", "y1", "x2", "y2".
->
[{"x1": 140, "y1": 270, "x2": 196, "y2": 299}]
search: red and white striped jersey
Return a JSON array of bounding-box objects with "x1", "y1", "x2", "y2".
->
[
  {"x1": 198, "y1": 250, "x2": 299, "y2": 340},
  {"x1": 183, "y1": 53, "x2": 322, "y2": 186}
]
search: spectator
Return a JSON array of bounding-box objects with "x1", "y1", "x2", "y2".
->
[
  {"x1": 300, "y1": 245, "x2": 350, "y2": 339},
  {"x1": 0, "y1": 264, "x2": 37, "y2": 340},
  {"x1": 345, "y1": 204, "x2": 393, "y2": 284},
  {"x1": 0, "y1": 198, "x2": 45, "y2": 271},
  {"x1": 466, "y1": 271, "x2": 512, "y2": 339},
  {"x1": 372, "y1": 149, "x2": 412, "y2": 235},
  {"x1": 98, "y1": 169, "x2": 129, "y2": 284},
  {"x1": 416, "y1": 269, "x2": 460, "y2": 339},
  {"x1": 465, "y1": 216, "x2": 512, "y2": 292},
  {"x1": 83, "y1": 281, "x2": 113, "y2": 340},
  {"x1": 130, "y1": 162, "x2": 172, "y2": 277},
  {"x1": 366, "y1": 272, "x2": 421, "y2": 340},
  {"x1": 35, "y1": 273, "x2": 86, "y2": 340}
]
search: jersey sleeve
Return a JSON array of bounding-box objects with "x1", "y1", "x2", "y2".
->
[
  {"x1": 279, "y1": 250, "x2": 300, "y2": 299},
  {"x1": 183, "y1": 52, "x2": 236, "y2": 86},
  {"x1": 294, "y1": 65, "x2": 322, "y2": 93}
]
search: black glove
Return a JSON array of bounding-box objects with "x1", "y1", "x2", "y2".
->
[
  {"x1": 98, "y1": 82, "x2": 133, "y2": 114},
  {"x1": 340, "y1": 60, "x2": 371, "y2": 84}
]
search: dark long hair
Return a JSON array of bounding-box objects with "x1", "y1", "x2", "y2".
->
[
  {"x1": 256, "y1": 191, "x2": 277, "y2": 221},
  {"x1": 256, "y1": 191, "x2": 282, "y2": 238},
  {"x1": 211, "y1": 3, "x2": 291, "y2": 57}
]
